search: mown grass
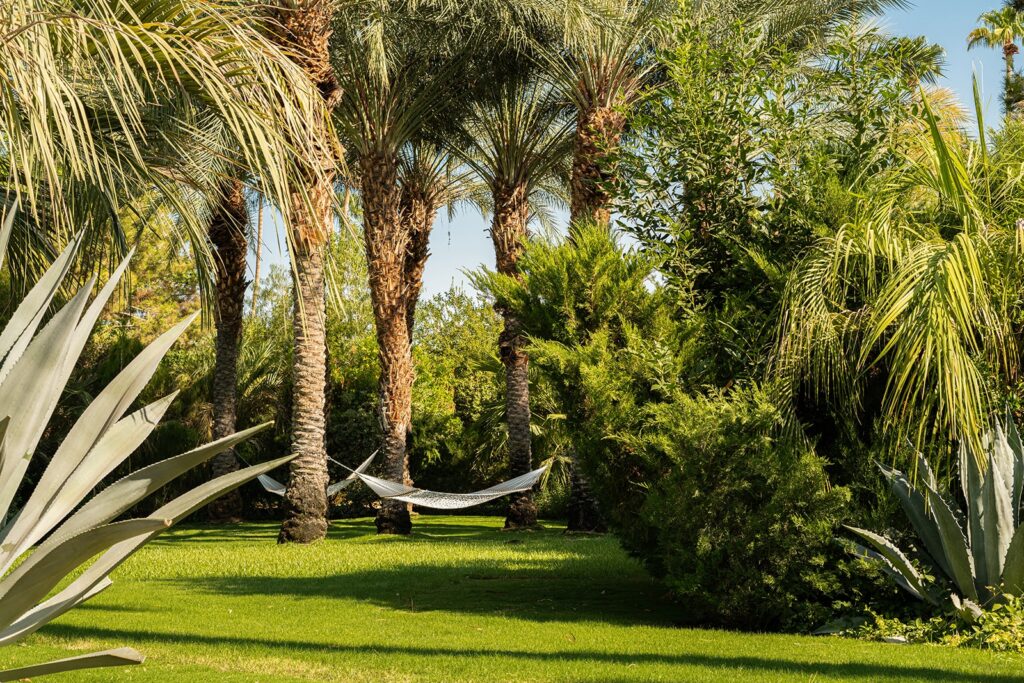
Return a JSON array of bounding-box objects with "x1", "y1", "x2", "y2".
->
[{"x1": 4, "y1": 516, "x2": 1022, "y2": 681}]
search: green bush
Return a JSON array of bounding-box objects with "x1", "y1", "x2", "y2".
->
[{"x1": 618, "y1": 387, "x2": 851, "y2": 630}]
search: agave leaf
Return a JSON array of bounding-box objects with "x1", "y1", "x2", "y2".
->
[
  {"x1": 0, "y1": 518, "x2": 168, "y2": 632},
  {"x1": 151, "y1": 453, "x2": 296, "y2": 524},
  {"x1": 991, "y1": 422, "x2": 1016, "y2": 506},
  {"x1": 52, "y1": 422, "x2": 272, "y2": 543},
  {"x1": 0, "y1": 254, "x2": 134, "y2": 544},
  {"x1": 36, "y1": 313, "x2": 197, "y2": 507},
  {"x1": 1004, "y1": 412, "x2": 1024, "y2": 527},
  {"x1": 0, "y1": 235, "x2": 79, "y2": 379},
  {"x1": 37, "y1": 455, "x2": 295, "y2": 611},
  {"x1": 960, "y1": 439, "x2": 987, "y2": 586},
  {"x1": 1003, "y1": 523, "x2": 1024, "y2": 595},
  {"x1": 844, "y1": 525, "x2": 936, "y2": 604},
  {"x1": 879, "y1": 460, "x2": 951, "y2": 579},
  {"x1": 921, "y1": 480, "x2": 979, "y2": 601},
  {"x1": 0, "y1": 578, "x2": 112, "y2": 646},
  {"x1": 0, "y1": 647, "x2": 143, "y2": 681},
  {"x1": 0, "y1": 283, "x2": 94, "y2": 528},
  {"x1": 6, "y1": 393, "x2": 178, "y2": 559},
  {"x1": 950, "y1": 593, "x2": 983, "y2": 625},
  {"x1": 850, "y1": 542, "x2": 929, "y2": 601},
  {"x1": 981, "y1": 450, "x2": 1014, "y2": 590}
]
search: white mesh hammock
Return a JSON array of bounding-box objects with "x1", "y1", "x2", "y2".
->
[
  {"x1": 256, "y1": 451, "x2": 377, "y2": 498},
  {"x1": 352, "y1": 466, "x2": 547, "y2": 510}
]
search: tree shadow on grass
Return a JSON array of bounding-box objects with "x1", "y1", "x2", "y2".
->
[
  {"x1": 165, "y1": 555, "x2": 677, "y2": 627},
  {"x1": 154, "y1": 517, "x2": 543, "y2": 545},
  {"x1": 39, "y1": 625, "x2": 1023, "y2": 682}
]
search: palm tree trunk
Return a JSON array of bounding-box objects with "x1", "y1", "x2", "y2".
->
[
  {"x1": 491, "y1": 182, "x2": 537, "y2": 529},
  {"x1": 565, "y1": 105, "x2": 623, "y2": 533},
  {"x1": 570, "y1": 106, "x2": 626, "y2": 230},
  {"x1": 270, "y1": 0, "x2": 340, "y2": 544},
  {"x1": 401, "y1": 188, "x2": 435, "y2": 337},
  {"x1": 1005, "y1": 40, "x2": 1021, "y2": 114},
  {"x1": 207, "y1": 179, "x2": 248, "y2": 524},
  {"x1": 362, "y1": 153, "x2": 414, "y2": 535}
]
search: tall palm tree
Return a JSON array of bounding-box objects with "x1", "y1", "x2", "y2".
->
[
  {"x1": 329, "y1": 0, "x2": 580, "y2": 534},
  {"x1": 206, "y1": 179, "x2": 250, "y2": 522},
  {"x1": 3, "y1": 1, "x2": 331, "y2": 535},
  {"x1": 548, "y1": 1, "x2": 665, "y2": 228},
  {"x1": 968, "y1": 7, "x2": 1024, "y2": 114},
  {"x1": 544, "y1": 0, "x2": 664, "y2": 532},
  {"x1": 267, "y1": 0, "x2": 343, "y2": 544},
  {"x1": 398, "y1": 142, "x2": 478, "y2": 336},
  {"x1": 455, "y1": 79, "x2": 573, "y2": 529}
]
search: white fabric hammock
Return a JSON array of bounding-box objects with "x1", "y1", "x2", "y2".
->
[
  {"x1": 353, "y1": 466, "x2": 547, "y2": 510},
  {"x1": 257, "y1": 451, "x2": 377, "y2": 498}
]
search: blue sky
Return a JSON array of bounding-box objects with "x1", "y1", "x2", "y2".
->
[{"x1": 255, "y1": 1, "x2": 1001, "y2": 299}]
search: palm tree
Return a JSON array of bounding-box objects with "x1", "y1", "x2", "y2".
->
[
  {"x1": 1, "y1": 0, "x2": 326, "y2": 281},
  {"x1": 3, "y1": 2, "x2": 331, "y2": 536},
  {"x1": 543, "y1": 0, "x2": 664, "y2": 532},
  {"x1": 329, "y1": 0, "x2": 580, "y2": 534},
  {"x1": 266, "y1": 0, "x2": 343, "y2": 544},
  {"x1": 399, "y1": 142, "x2": 478, "y2": 336},
  {"x1": 205, "y1": 179, "x2": 250, "y2": 522},
  {"x1": 455, "y1": 79, "x2": 573, "y2": 529},
  {"x1": 548, "y1": 1, "x2": 665, "y2": 228},
  {"x1": 775, "y1": 89, "x2": 1024, "y2": 467},
  {"x1": 968, "y1": 7, "x2": 1024, "y2": 114}
]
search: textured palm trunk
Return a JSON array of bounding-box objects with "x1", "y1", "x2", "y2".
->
[
  {"x1": 1005, "y1": 41, "x2": 1020, "y2": 114},
  {"x1": 570, "y1": 106, "x2": 626, "y2": 230},
  {"x1": 206, "y1": 179, "x2": 248, "y2": 523},
  {"x1": 401, "y1": 188, "x2": 435, "y2": 338},
  {"x1": 565, "y1": 105, "x2": 624, "y2": 533},
  {"x1": 491, "y1": 182, "x2": 538, "y2": 529},
  {"x1": 362, "y1": 153, "x2": 414, "y2": 535},
  {"x1": 565, "y1": 448, "x2": 606, "y2": 533},
  {"x1": 271, "y1": 0, "x2": 340, "y2": 544}
]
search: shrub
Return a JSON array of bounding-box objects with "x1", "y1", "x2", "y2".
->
[{"x1": 617, "y1": 386, "x2": 851, "y2": 630}]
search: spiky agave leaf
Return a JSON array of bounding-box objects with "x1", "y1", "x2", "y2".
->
[{"x1": 0, "y1": 221, "x2": 290, "y2": 677}]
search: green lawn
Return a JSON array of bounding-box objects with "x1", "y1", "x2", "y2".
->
[{"x1": 4, "y1": 516, "x2": 1022, "y2": 682}]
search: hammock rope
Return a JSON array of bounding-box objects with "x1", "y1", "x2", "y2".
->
[{"x1": 255, "y1": 451, "x2": 377, "y2": 498}]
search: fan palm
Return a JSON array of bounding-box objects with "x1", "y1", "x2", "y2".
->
[
  {"x1": 454, "y1": 78, "x2": 573, "y2": 529},
  {"x1": 968, "y1": 7, "x2": 1024, "y2": 114}
]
